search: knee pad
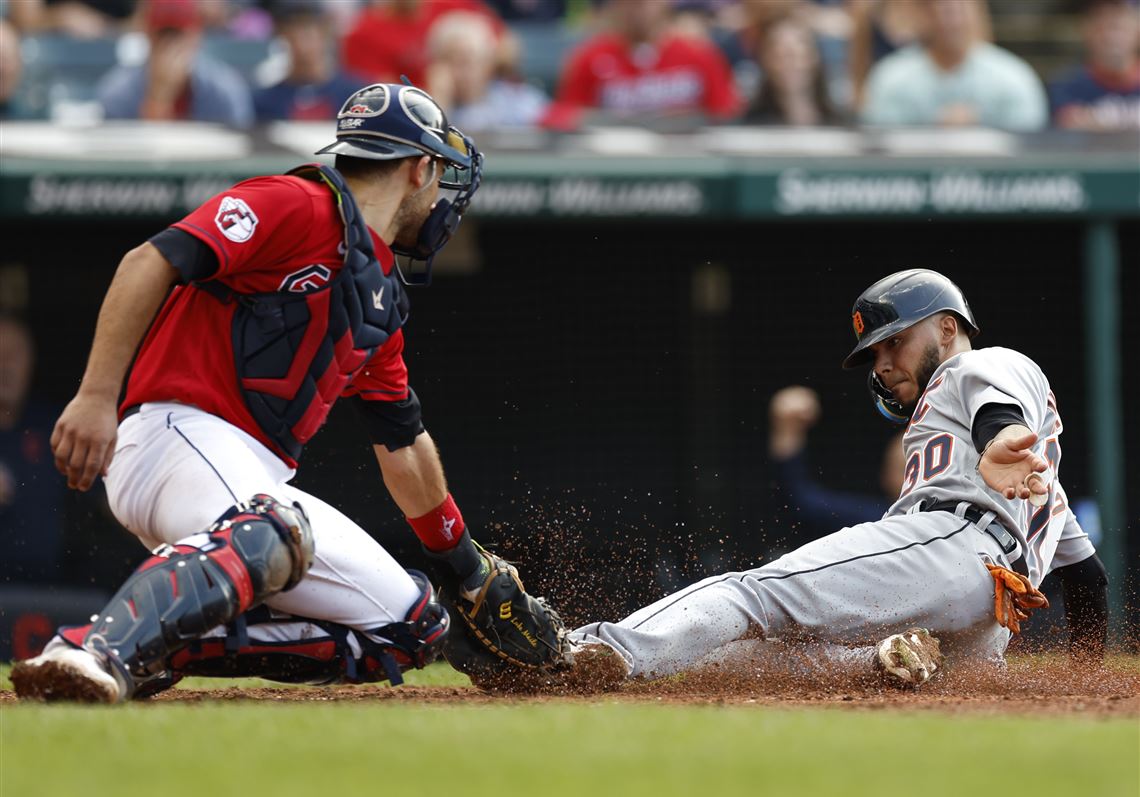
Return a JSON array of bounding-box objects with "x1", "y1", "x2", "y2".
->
[
  {"x1": 81, "y1": 494, "x2": 314, "y2": 699},
  {"x1": 214, "y1": 494, "x2": 315, "y2": 596}
]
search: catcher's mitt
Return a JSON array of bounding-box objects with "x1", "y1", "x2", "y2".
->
[
  {"x1": 440, "y1": 551, "x2": 571, "y2": 678},
  {"x1": 986, "y1": 562, "x2": 1049, "y2": 634}
]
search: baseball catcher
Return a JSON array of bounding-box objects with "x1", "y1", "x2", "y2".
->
[{"x1": 12, "y1": 83, "x2": 567, "y2": 702}]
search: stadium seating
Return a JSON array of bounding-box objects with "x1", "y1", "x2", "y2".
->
[{"x1": 14, "y1": 33, "x2": 274, "y2": 120}]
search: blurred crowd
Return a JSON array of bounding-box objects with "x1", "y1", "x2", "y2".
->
[{"x1": 0, "y1": 0, "x2": 1136, "y2": 131}]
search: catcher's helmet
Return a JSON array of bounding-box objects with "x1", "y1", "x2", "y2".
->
[
  {"x1": 842, "y1": 269, "x2": 979, "y2": 370},
  {"x1": 317, "y1": 83, "x2": 483, "y2": 285},
  {"x1": 318, "y1": 83, "x2": 473, "y2": 173}
]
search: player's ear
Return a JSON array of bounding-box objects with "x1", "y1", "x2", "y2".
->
[
  {"x1": 937, "y1": 313, "x2": 959, "y2": 344},
  {"x1": 410, "y1": 156, "x2": 435, "y2": 189}
]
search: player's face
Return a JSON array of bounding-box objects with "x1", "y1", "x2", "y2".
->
[
  {"x1": 1085, "y1": 4, "x2": 1140, "y2": 70},
  {"x1": 393, "y1": 158, "x2": 442, "y2": 250},
  {"x1": 868, "y1": 320, "x2": 942, "y2": 411}
]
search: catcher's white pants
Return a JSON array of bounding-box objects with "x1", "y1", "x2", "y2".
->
[
  {"x1": 103, "y1": 402, "x2": 419, "y2": 631},
  {"x1": 572, "y1": 512, "x2": 1012, "y2": 678}
]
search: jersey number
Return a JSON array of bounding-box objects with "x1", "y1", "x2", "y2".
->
[{"x1": 900, "y1": 434, "x2": 955, "y2": 497}]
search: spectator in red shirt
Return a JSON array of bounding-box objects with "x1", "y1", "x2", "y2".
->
[
  {"x1": 343, "y1": 0, "x2": 502, "y2": 88},
  {"x1": 543, "y1": 0, "x2": 742, "y2": 130}
]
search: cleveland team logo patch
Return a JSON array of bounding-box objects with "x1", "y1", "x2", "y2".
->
[
  {"x1": 215, "y1": 196, "x2": 259, "y2": 243},
  {"x1": 280, "y1": 264, "x2": 332, "y2": 293}
]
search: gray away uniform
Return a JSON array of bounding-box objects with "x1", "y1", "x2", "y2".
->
[{"x1": 572, "y1": 347, "x2": 1097, "y2": 677}]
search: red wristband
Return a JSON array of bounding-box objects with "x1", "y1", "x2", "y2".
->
[{"x1": 407, "y1": 493, "x2": 466, "y2": 552}]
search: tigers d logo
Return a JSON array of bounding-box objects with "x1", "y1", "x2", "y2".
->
[{"x1": 852, "y1": 311, "x2": 865, "y2": 335}]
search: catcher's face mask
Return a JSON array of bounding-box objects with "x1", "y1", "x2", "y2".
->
[{"x1": 394, "y1": 128, "x2": 483, "y2": 287}]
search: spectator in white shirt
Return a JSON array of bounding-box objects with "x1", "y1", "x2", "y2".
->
[{"x1": 861, "y1": 0, "x2": 1047, "y2": 130}]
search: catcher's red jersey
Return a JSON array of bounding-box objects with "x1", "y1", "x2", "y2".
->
[{"x1": 122, "y1": 175, "x2": 409, "y2": 466}]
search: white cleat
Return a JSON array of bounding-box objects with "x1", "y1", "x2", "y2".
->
[
  {"x1": 565, "y1": 641, "x2": 631, "y2": 689},
  {"x1": 876, "y1": 628, "x2": 945, "y2": 688},
  {"x1": 11, "y1": 641, "x2": 123, "y2": 704}
]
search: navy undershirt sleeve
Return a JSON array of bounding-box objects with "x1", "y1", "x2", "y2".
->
[
  {"x1": 971, "y1": 403, "x2": 1027, "y2": 454},
  {"x1": 1055, "y1": 553, "x2": 1108, "y2": 660},
  {"x1": 149, "y1": 227, "x2": 220, "y2": 283}
]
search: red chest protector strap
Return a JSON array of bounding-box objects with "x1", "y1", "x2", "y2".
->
[{"x1": 194, "y1": 165, "x2": 409, "y2": 462}]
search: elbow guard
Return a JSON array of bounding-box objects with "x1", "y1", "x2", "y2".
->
[{"x1": 351, "y1": 389, "x2": 425, "y2": 451}]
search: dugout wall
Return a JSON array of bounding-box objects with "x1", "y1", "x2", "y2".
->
[{"x1": 3, "y1": 215, "x2": 1136, "y2": 634}]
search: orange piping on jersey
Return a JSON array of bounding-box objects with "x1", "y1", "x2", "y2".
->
[
  {"x1": 1046, "y1": 390, "x2": 1064, "y2": 434},
  {"x1": 1051, "y1": 491, "x2": 1067, "y2": 517}
]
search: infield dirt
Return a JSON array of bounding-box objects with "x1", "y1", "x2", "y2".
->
[{"x1": 6, "y1": 654, "x2": 1134, "y2": 717}]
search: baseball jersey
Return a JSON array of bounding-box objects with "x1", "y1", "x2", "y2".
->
[
  {"x1": 253, "y1": 73, "x2": 368, "y2": 122},
  {"x1": 1049, "y1": 63, "x2": 1140, "y2": 130},
  {"x1": 861, "y1": 43, "x2": 1048, "y2": 131},
  {"x1": 544, "y1": 33, "x2": 741, "y2": 127},
  {"x1": 123, "y1": 175, "x2": 409, "y2": 467},
  {"x1": 343, "y1": 0, "x2": 503, "y2": 88},
  {"x1": 885, "y1": 347, "x2": 1095, "y2": 585}
]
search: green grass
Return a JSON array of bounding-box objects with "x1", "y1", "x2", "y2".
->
[
  {"x1": 3, "y1": 663, "x2": 1137, "y2": 797},
  {"x1": 4, "y1": 695, "x2": 1137, "y2": 796}
]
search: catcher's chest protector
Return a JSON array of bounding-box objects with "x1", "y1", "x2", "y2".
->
[{"x1": 194, "y1": 165, "x2": 410, "y2": 462}]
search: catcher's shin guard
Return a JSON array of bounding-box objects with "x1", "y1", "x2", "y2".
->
[
  {"x1": 366, "y1": 569, "x2": 451, "y2": 682},
  {"x1": 81, "y1": 495, "x2": 314, "y2": 700},
  {"x1": 165, "y1": 570, "x2": 449, "y2": 688}
]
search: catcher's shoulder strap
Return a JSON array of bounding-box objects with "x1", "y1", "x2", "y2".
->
[{"x1": 191, "y1": 165, "x2": 410, "y2": 461}]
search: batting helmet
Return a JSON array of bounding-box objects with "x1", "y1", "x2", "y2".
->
[{"x1": 842, "y1": 269, "x2": 979, "y2": 370}]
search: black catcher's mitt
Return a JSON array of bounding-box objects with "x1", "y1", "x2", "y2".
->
[{"x1": 440, "y1": 552, "x2": 570, "y2": 678}]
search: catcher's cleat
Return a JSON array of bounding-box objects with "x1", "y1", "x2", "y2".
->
[
  {"x1": 875, "y1": 628, "x2": 944, "y2": 687},
  {"x1": 11, "y1": 641, "x2": 122, "y2": 704}
]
